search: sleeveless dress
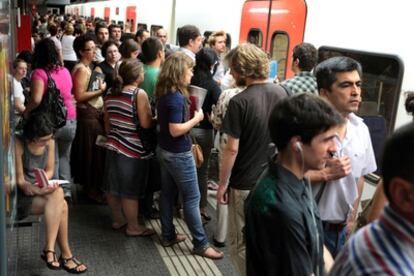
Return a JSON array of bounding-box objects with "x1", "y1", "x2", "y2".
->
[
  {"x1": 17, "y1": 141, "x2": 49, "y2": 219},
  {"x1": 70, "y1": 63, "x2": 106, "y2": 200}
]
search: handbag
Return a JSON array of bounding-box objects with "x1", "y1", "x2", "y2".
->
[
  {"x1": 33, "y1": 70, "x2": 67, "y2": 129},
  {"x1": 191, "y1": 136, "x2": 204, "y2": 168},
  {"x1": 132, "y1": 87, "x2": 157, "y2": 153}
]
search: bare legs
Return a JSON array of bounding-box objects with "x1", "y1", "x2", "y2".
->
[
  {"x1": 31, "y1": 188, "x2": 87, "y2": 272},
  {"x1": 107, "y1": 194, "x2": 154, "y2": 235}
]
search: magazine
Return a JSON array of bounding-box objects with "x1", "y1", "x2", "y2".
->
[{"x1": 87, "y1": 70, "x2": 105, "y2": 92}]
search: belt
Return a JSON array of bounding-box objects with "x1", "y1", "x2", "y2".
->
[{"x1": 322, "y1": 221, "x2": 347, "y2": 232}]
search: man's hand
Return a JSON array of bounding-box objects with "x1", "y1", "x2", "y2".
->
[
  {"x1": 325, "y1": 156, "x2": 351, "y2": 181},
  {"x1": 216, "y1": 185, "x2": 228, "y2": 204}
]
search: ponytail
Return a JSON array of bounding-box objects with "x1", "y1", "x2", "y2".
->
[{"x1": 111, "y1": 74, "x2": 124, "y2": 96}]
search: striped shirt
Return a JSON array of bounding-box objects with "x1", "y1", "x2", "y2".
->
[
  {"x1": 330, "y1": 206, "x2": 414, "y2": 275},
  {"x1": 105, "y1": 88, "x2": 150, "y2": 159}
]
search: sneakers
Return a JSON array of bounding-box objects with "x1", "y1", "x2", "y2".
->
[{"x1": 161, "y1": 233, "x2": 186, "y2": 247}]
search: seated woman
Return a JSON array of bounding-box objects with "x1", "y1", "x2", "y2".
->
[{"x1": 15, "y1": 113, "x2": 87, "y2": 274}]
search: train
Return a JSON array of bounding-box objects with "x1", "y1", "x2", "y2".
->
[
  {"x1": 66, "y1": 0, "x2": 412, "y2": 127},
  {"x1": 64, "y1": 0, "x2": 412, "y2": 171}
]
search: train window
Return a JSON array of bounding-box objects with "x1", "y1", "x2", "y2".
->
[
  {"x1": 137, "y1": 23, "x2": 148, "y2": 31},
  {"x1": 150, "y1": 25, "x2": 163, "y2": 36},
  {"x1": 247, "y1": 29, "x2": 262, "y2": 47},
  {"x1": 319, "y1": 46, "x2": 404, "y2": 172},
  {"x1": 117, "y1": 21, "x2": 124, "y2": 30},
  {"x1": 270, "y1": 32, "x2": 289, "y2": 81}
]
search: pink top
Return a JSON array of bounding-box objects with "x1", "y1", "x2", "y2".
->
[{"x1": 32, "y1": 67, "x2": 76, "y2": 120}]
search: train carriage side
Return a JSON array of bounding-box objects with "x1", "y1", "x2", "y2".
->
[
  {"x1": 240, "y1": 0, "x2": 412, "y2": 174},
  {"x1": 239, "y1": 0, "x2": 307, "y2": 80}
]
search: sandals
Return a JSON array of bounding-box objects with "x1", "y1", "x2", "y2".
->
[
  {"x1": 161, "y1": 233, "x2": 187, "y2": 247},
  {"x1": 41, "y1": 250, "x2": 60, "y2": 270},
  {"x1": 59, "y1": 256, "x2": 88, "y2": 274},
  {"x1": 192, "y1": 246, "x2": 224, "y2": 260}
]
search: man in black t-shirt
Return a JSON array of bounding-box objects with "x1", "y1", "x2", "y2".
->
[{"x1": 216, "y1": 43, "x2": 286, "y2": 275}]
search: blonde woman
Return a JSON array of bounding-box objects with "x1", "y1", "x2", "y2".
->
[
  {"x1": 156, "y1": 52, "x2": 223, "y2": 259},
  {"x1": 61, "y1": 23, "x2": 77, "y2": 73}
]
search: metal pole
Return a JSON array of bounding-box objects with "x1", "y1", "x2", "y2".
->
[{"x1": 264, "y1": 0, "x2": 273, "y2": 51}]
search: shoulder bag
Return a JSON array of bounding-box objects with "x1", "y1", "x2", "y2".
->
[
  {"x1": 191, "y1": 135, "x2": 204, "y2": 168},
  {"x1": 25, "y1": 70, "x2": 67, "y2": 130},
  {"x1": 132, "y1": 87, "x2": 157, "y2": 153}
]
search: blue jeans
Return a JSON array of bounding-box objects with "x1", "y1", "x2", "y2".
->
[
  {"x1": 190, "y1": 128, "x2": 214, "y2": 209},
  {"x1": 54, "y1": 119, "x2": 77, "y2": 197},
  {"x1": 157, "y1": 147, "x2": 209, "y2": 250},
  {"x1": 323, "y1": 224, "x2": 347, "y2": 258}
]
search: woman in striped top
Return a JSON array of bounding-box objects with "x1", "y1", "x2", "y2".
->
[{"x1": 103, "y1": 59, "x2": 155, "y2": 236}]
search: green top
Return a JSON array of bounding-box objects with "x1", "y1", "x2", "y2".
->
[
  {"x1": 244, "y1": 161, "x2": 324, "y2": 276},
  {"x1": 139, "y1": 65, "x2": 160, "y2": 101}
]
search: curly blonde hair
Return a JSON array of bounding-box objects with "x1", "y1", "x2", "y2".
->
[
  {"x1": 226, "y1": 43, "x2": 269, "y2": 80},
  {"x1": 155, "y1": 52, "x2": 194, "y2": 99}
]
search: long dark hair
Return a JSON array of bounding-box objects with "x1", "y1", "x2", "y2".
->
[{"x1": 32, "y1": 38, "x2": 62, "y2": 71}]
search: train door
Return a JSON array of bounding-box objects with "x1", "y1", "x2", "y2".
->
[
  {"x1": 104, "y1": 7, "x2": 110, "y2": 24},
  {"x1": 239, "y1": 0, "x2": 307, "y2": 80},
  {"x1": 126, "y1": 6, "x2": 136, "y2": 34}
]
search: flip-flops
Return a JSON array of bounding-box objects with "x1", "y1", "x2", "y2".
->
[
  {"x1": 192, "y1": 246, "x2": 224, "y2": 260},
  {"x1": 160, "y1": 233, "x2": 187, "y2": 247}
]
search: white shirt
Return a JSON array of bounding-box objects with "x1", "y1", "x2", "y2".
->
[
  {"x1": 179, "y1": 47, "x2": 195, "y2": 61},
  {"x1": 13, "y1": 77, "x2": 25, "y2": 114},
  {"x1": 213, "y1": 60, "x2": 226, "y2": 84},
  {"x1": 50, "y1": 35, "x2": 62, "y2": 51},
  {"x1": 94, "y1": 47, "x2": 105, "y2": 63},
  {"x1": 61, "y1": 35, "x2": 77, "y2": 61},
  {"x1": 313, "y1": 113, "x2": 377, "y2": 222}
]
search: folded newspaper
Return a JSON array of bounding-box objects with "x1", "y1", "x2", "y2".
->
[{"x1": 32, "y1": 168, "x2": 69, "y2": 188}]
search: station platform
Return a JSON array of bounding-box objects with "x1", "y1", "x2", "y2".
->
[{"x1": 10, "y1": 188, "x2": 237, "y2": 276}]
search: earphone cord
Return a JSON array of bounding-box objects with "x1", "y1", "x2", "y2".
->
[{"x1": 299, "y1": 148, "x2": 320, "y2": 276}]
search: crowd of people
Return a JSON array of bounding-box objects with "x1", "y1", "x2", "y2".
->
[{"x1": 11, "y1": 11, "x2": 414, "y2": 275}]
